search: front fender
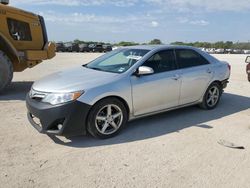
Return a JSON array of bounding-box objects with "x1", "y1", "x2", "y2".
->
[{"x1": 77, "y1": 78, "x2": 133, "y2": 114}]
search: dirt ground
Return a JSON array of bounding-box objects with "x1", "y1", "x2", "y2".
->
[{"x1": 0, "y1": 53, "x2": 249, "y2": 188}]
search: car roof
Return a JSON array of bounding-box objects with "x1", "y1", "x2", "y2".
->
[{"x1": 123, "y1": 45, "x2": 198, "y2": 51}]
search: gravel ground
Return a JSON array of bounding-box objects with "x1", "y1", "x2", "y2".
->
[{"x1": 0, "y1": 53, "x2": 249, "y2": 188}]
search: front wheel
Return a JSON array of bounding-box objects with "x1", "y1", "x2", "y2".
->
[
  {"x1": 87, "y1": 98, "x2": 128, "y2": 139},
  {"x1": 199, "y1": 82, "x2": 222, "y2": 110}
]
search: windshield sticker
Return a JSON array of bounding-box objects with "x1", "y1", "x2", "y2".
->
[
  {"x1": 118, "y1": 67, "x2": 125, "y2": 72},
  {"x1": 126, "y1": 55, "x2": 142, "y2": 60}
]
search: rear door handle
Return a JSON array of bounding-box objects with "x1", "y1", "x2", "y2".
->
[{"x1": 172, "y1": 74, "x2": 181, "y2": 80}]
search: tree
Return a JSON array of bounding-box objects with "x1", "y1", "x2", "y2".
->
[
  {"x1": 149, "y1": 39, "x2": 162, "y2": 45},
  {"x1": 170, "y1": 41, "x2": 250, "y2": 50},
  {"x1": 74, "y1": 39, "x2": 83, "y2": 44},
  {"x1": 116, "y1": 41, "x2": 139, "y2": 46},
  {"x1": 224, "y1": 41, "x2": 233, "y2": 49}
]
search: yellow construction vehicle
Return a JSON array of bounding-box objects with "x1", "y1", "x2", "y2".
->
[{"x1": 0, "y1": 0, "x2": 55, "y2": 91}]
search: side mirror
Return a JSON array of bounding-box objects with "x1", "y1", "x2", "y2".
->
[
  {"x1": 246, "y1": 56, "x2": 250, "y2": 64},
  {"x1": 135, "y1": 66, "x2": 154, "y2": 76}
]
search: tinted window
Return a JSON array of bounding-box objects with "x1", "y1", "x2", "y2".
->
[
  {"x1": 175, "y1": 49, "x2": 209, "y2": 69},
  {"x1": 143, "y1": 50, "x2": 177, "y2": 73},
  {"x1": 7, "y1": 18, "x2": 32, "y2": 41}
]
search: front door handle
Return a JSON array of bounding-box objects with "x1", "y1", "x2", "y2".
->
[
  {"x1": 172, "y1": 74, "x2": 180, "y2": 80},
  {"x1": 207, "y1": 69, "x2": 212, "y2": 74}
]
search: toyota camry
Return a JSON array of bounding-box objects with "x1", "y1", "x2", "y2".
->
[{"x1": 26, "y1": 45, "x2": 230, "y2": 138}]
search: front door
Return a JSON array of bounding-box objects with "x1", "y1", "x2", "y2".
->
[{"x1": 131, "y1": 50, "x2": 181, "y2": 116}]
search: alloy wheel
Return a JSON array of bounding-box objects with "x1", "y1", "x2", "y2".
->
[
  {"x1": 95, "y1": 104, "x2": 123, "y2": 135},
  {"x1": 206, "y1": 86, "x2": 220, "y2": 107}
]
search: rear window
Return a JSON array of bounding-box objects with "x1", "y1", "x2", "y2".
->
[{"x1": 175, "y1": 49, "x2": 209, "y2": 69}]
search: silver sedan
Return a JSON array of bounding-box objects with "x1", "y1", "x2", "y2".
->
[{"x1": 26, "y1": 45, "x2": 231, "y2": 138}]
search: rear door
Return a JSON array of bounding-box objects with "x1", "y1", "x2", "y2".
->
[
  {"x1": 175, "y1": 49, "x2": 213, "y2": 105},
  {"x1": 131, "y1": 50, "x2": 181, "y2": 116}
]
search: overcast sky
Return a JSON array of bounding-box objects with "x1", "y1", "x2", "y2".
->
[{"x1": 11, "y1": 0, "x2": 250, "y2": 43}]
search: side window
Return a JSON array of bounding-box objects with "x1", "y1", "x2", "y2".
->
[
  {"x1": 175, "y1": 49, "x2": 209, "y2": 69},
  {"x1": 7, "y1": 18, "x2": 32, "y2": 41},
  {"x1": 143, "y1": 50, "x2": 177, "y2": 73}
]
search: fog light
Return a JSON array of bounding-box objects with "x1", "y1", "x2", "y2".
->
[
  {"x1": 31, "y1": 114, "x2": 42, "y2": 127},
  {"x1": 57, "y1": 124, "x2": 63, "y2": 130}
]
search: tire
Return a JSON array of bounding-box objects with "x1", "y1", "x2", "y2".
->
[
  {"x1": 0, "y1": 51, "x2": 13, "y2": 92},
  {"x1": 87, "y1": 98, "x2": 128, "y2": 139},
  {"x1": 199, "y1": 82, "x2": 222, "y2": 110}
]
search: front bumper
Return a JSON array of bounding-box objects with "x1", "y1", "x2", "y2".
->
[{"x1": 26, "y1": 94, "x2": 91, "y2": 136}]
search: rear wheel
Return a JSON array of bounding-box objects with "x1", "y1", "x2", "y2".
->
[
  {"x1": 0, "y1": 51, "x2": 13, "y2": 92},
  {"x1": 199, "y1": 82, "x2": 222, "y2": 110},
  {"x1": 87, "y1": 98, "x2": 128, "y2": 139}
]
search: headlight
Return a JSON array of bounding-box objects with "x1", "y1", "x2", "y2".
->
[{"x1": 41, "y1": 91, "x2": 83, "y2": 105}]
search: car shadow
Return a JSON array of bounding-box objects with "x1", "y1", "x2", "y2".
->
[
  {"x1": 48, "y1": 93, "x2": 250, "y2": 148},
  {"x1": 0, "y1": 81, "x2": 33, "y2": 101}
]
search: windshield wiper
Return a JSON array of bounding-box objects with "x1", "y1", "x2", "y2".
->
[
  {"x1": 82, "y1": 64, "x2": 100, "y2": 70},
  {"x1": 87, "y1": 66, "x2": 104, "y2": 71},
  {"x1": 83, "y1": 65, "x2": 116, "y2": 73}
]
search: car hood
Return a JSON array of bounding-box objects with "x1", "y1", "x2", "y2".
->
[{"x1": 32, "y1": 67, "x2": 119, "y2": 93}]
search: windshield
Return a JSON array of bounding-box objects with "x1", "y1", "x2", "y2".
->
[
  {"x1": 64, "y1": 43, "x2": 72, "y2": 47},
  {"x1": 80, "y1": 44, "x2": 88, "y2": 47},
  {"x1": 89, "y1": 44, "x2": 96, "y2": 48},
  {"x1": 85, "y1": 48, "x2": 150, "y2": 73}
]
